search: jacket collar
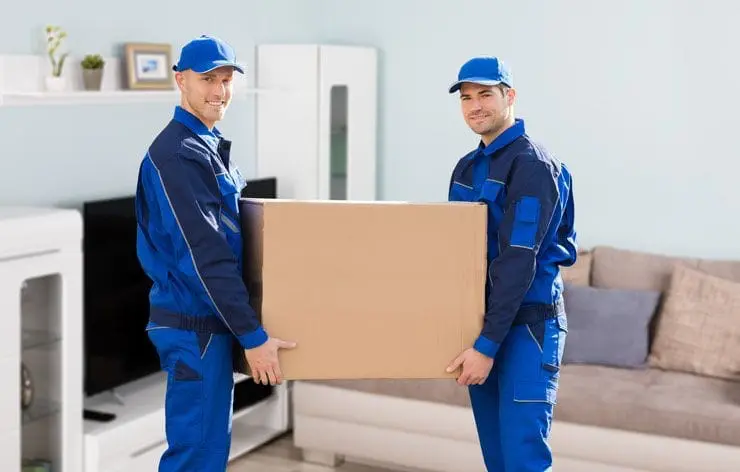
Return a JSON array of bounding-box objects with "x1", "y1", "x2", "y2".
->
[
  {"x1": 478, "y1": 118, "x2": 526, "y2": 157},
  {"x1": 173, "y1": 106, "x2": 222, "y2": 152}
]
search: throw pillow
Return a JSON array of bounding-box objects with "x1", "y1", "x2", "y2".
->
[
  {"x1": 648, "y1": 264, "x2": 740, "y2": 381},
  {"x1": 562, "y1": 283, "x2": 662, "y2": 368}
]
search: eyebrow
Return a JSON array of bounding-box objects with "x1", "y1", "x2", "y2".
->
[
  {"x1": 460, "y1": 89, "x2": 494, "y2": 97},
  {"x1": 202, "y1": 73, "x2": 231, "y2": 79}
]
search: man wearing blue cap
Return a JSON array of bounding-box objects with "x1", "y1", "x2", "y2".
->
[
  {"x1": 445, "y1": 56, "x2": 578, "y2": 471},
  {"x1": 135, "y1": 34, "x2": 296, "y2": 471}
]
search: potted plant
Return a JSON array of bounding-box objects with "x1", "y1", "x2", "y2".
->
[
  {"x1": 45, "y1": 25, "x2": 68, "y2": 92},
  {"x1": 81, "y1": 54, "x2": 105, "y2": 91}
]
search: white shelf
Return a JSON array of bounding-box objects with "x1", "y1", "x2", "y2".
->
[
  {"x1": 229, "y1": 422, "x2": 284, "y2": 461},
  {"x1": 0, "y1": 89, "x2": 268, "y2": 107},
  {"x1": 83, "y1": 370, "x2": 290, "y2": 472},
  {"x1": 0, "y1": 54, "x2": 272, "y2": 107}
]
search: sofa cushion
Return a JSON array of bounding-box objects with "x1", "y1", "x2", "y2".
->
[
  {"x1": 648, "y1": 264, "x2": 740, "y2": 382},
  {"x1": 562, "y1": 283, "x2": 661, "y2": 368},
  {"x1": 311, "y1": 363, "x2": 740, "y2": 447},
  {"x1": 561, "y1": 250, "x2": 592, "y2": 286},
  {"x1": 591, "y1": 246, "x2": 699, "y2": 291},
  {"x1": 555, "y1": 364, "x2": 740, "y2": 448}
]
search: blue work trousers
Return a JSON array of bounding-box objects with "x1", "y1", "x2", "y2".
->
[
  {"x1": 147, "y1": 323, "x2": 235, "y2": 472},
  {"x1": 469, "y1": 313, "x2": 567, "y2": 471}
]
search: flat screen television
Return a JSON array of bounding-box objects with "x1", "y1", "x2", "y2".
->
[{"x1": 83, "y1": 176, "x2": 278, "y2": 397}]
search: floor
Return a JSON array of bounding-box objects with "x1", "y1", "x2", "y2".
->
[{"x1": 228, "y1": 432, "x2": 401, "y2": 472}]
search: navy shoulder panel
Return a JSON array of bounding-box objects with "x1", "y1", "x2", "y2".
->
[
  {"x1": 148, "y1": 120, "x2": 190, "y2": 164},
  {"x1": 448, "y1": 148, "x2": 478, "y2": 191},
  {"x1": 453, "y1": 148, "x2": 478, "y2": 172},
  {"x1": 510, "y1": 136, "x2": 563, "y2": 180}
]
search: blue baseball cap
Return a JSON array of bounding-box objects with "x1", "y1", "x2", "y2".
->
[
  {"x1": 173, "y1": 35, "x2": 245, "y2": 74},
  {"x1": 448, "y1": 56, "x2": 513, "y2": 93}
]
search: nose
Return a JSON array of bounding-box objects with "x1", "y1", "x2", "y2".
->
[
  {"x1": 468, "y1": 98, "x2": 482, "y2": 111},
  {"x1": 212, "y1": 81, "x2": 226, "y2": 98}
]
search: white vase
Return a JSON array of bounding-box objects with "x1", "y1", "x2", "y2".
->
[{"x1": 45, "y1": 76, "x2": 67, "y2": 92}]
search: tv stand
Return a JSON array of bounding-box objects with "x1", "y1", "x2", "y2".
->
[
  {"x1": 83, "y1": 409, "x2": 116, "y2": 423},
  {"x1": 107, "y1": 389, "x2": 126, "y2": 406},
  {"x1": 83, "y1": 371, "x2": 289, "y2": 472}
]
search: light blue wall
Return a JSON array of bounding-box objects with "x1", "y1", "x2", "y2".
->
[
  {"x1": 0, "y1": 0, "x2": 322, "y2": 206},
  {"x1": 2, "y1": 0, "x2": 739, "y2": 259},
  {"x1": 313, "y1": 0, "x2": 740, "y2": 259}
]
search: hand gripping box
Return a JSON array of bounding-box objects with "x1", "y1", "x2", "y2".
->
[{"x1": 239, "y1": 199, "x2": 486, "y2": 380}]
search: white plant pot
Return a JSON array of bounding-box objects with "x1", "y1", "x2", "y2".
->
[{"x1": 45, "y1": 76, "x2": 67, "y2": 92}]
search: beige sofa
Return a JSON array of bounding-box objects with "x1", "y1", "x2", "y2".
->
[{"x1": 291, "y1": 246, "x2": 740, "y2": 471}]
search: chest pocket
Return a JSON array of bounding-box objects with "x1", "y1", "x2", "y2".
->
[
  {"x1": 449, "y1": 181, "x2": 476, "y2": 202},
  {"x1": 480, "y1": 179, "x2": 506, "y2": 228}
]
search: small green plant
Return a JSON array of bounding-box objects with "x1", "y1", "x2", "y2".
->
[
  {"x1": 81, "y1": 54, "x2": 105, "y2": 70},
  {"x1": 45, "y1": 25, "x2": 68, "y2": 77}
]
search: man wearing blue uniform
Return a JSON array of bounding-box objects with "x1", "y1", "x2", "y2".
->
[
  {"x1": 445, "y1": 56, "x2": 577, "y2": 471},
  {"x1": 135, "y1": 35, "x2": 296, "y2": 471}
]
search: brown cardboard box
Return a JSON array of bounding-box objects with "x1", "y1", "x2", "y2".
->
[{"x1": 239, "y1": 199, "x2": 487, "y2": 380}]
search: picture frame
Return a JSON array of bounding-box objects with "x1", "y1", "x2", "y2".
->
[{"x1": 122, "y1": 43, "x2": 174, "y2": 90}]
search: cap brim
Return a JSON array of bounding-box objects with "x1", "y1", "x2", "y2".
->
[
  {"x1": 192, "y1": 60, "x2": 245, "y2": 74},
  {"x1": 448, "y1": 78, "x2": 502, "y2": 93}
]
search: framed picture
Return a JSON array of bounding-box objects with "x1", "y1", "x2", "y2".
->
[{"x1": 123, "y1": 43, "x2": 174, "y2": 90}]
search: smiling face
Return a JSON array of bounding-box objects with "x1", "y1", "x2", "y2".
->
[
  {"x1": 175, "y1": 66, "x2": 235, "y2": 129},
  {"x1": 459, "y1": 82, "x2": 516, "y2": 146}
]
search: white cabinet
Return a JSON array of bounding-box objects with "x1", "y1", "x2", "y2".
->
[
  {"x1": 0, "y1": 207, "x2": 83, "y2": 472},
  {"x1": 256, "y1": 44, "x2": 378, "y2": 201},
  {"x1": 83, "y1": 373, "x2": 289, "y2": 472}
]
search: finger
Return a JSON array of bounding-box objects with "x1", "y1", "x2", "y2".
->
[
  {"x1": 274, "y1": 363, "x2": 284, "y2": 385},
  {"x1": 275, "y1": 338, "x2": 297, "y2": 349},
  {"x1": 255, "y1": 368, "x2": 267, "y2": 385},
  {"x1": 447, "y1": 355, "x2": 464, "y2": 373},
  {"x1": 266, "y1": 367, "x2": 277, "y2": 386},
  {"x1": 457, "y1": 371, "x2": 469, "y2": 386}
]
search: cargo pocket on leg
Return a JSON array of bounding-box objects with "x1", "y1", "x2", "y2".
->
[
  {"x1": 513, "y1": 381, "x2": 557, "y2": 405},
  {"x1": 165, "y1": 357, "x2": 204, "y2": 445},
  {"x1": 514, "y1": 317, "x2": 565, "y2": 406}
]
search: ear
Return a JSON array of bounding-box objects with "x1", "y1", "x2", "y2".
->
[
  {"x1": 175, "y1": 71, "x2": 186, "y2": 92},
  {"x1": 506, "y1": 87, "x2": 517, "y2": 107}
]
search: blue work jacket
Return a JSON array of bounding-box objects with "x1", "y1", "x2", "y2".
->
[
  {"x1": 448, "y1": 118, "x2": 577, "y2": 359},
  {"x1": 135, "y1": 106, "x2": 268, "y2": 350}
]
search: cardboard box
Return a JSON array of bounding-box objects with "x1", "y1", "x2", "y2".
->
[{"x1": 239, "y1": 199, "x2": 487, "y2": 380}]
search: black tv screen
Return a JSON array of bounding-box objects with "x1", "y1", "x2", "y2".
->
[
  {"x1": 83, "y1": 177, "x2": 277, "y2": 397},
  {"x1": 83, "y1": 196, "x2": 157, "y2": 396}
]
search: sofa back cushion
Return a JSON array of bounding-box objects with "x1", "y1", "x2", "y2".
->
[
  {"x1": 695, "y1": 259, "x2": 740, "y2": 284},
  {"x1": 561, "y1": 250, "x2": 592, "y2": 286},
  {"x1": 648, "y1": 264, "x2": 740, "y2": 382},
  {"x1": 563, "y1": 283, "x2": 662, "y2": 368},
  {"x1": 592, "y1": 246, "x2": 740, "y2": 291},
  {"x1": 591, "y1": 246, "x2": 700, "y2": 291}
]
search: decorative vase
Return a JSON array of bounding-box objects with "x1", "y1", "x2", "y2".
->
[
  {"x1": 82, "y1": 68, "x2": 103, "y2": 91},
  {"x1": 21, "y1": 362, "x2": 34, "y2": 410},
  {"x1": 44, "y1": 76, "x2": 66, "y2": 92}
]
